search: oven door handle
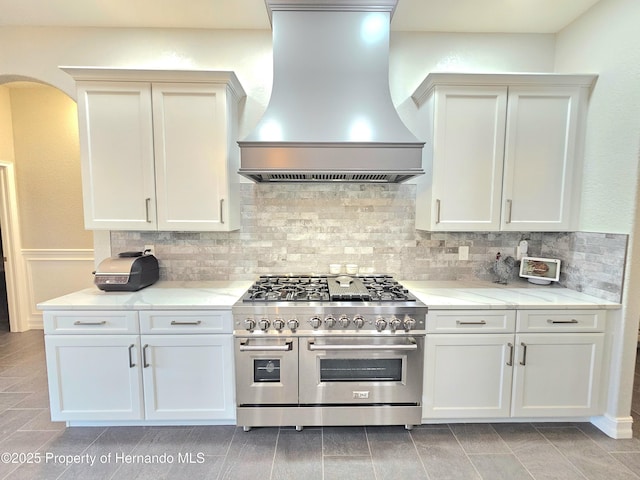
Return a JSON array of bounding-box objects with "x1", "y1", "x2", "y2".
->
[
  {"x1": 307, "y1": 339, "x2": 418, "y2": 351},
  {"x1": 239, "y1": 341, "x2": 293, "y2": 352}
]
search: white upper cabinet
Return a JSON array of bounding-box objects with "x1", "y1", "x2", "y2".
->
[
  {"x1": 501, "y1": 86, "x2": 580, "y2": 231},
  {"x1": 76, "y1": 81, "x2": 156, "y2": 230},
  {"x1": 418, "y1": 85, "x2": 507, "y2": 231},
  {"x1": 412, "y1": 73, "x2": 596, "y2": 232},
  {"x1": 65, "y1": 68, "x2": 245, "y2": 232}
]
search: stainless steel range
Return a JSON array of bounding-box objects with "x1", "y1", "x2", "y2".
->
[{"x1": 232, "y1": 274, "x2": 427, "y2": 431}]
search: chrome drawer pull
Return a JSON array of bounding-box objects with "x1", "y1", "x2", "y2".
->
[
  {"x1": 128, "y1": 344, "x2": 136, "y2": 368},
  {"x1": 239, "y1": 341, "x2": 292, "y2": 352},
  {"x1": 73, "y1": 321, "x2": 107, "y2": 326},
  {"x1": 547, "y1": 319, "x2": 579, "y2": 324},
  {"x1": 143, "y1": 344, "x2": 150, "y2": 368},
  {"x1": 507, "y1": 342, "x2": 514, "y2": 366},
  {"x1": 170, "y1": 320, "x2": 202, "y2": 326},
  {"x1": 308, "y1": 340, "x2": 417, "y2": 351},
  {"x1": 456, "y1": 320, "x2": 487, "y2": 325},
  {"x1": 145, "y1": 198, "x2": 152, "y2": 223},
  {"x1": 220, "y1": 198, "x2": 225, "y2": 224},
  {"x1": 506, "y1": 199, "x2": 513, "y2": 224},
  {"x1": 435, "y1": 199, "x2": 441, "y2": 224},
  {"x1": 519, "y1": 342, "x2": 528, "y2": 366}
]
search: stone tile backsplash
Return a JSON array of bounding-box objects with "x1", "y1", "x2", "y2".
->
[{"x1": 111, "y1": 184, "x2": 627, "y2": 302}]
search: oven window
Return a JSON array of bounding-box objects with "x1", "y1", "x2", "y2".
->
[
  {"x1": 254, "y1": 359, "x2": 281, "y2": 382},
  {"x1": 319, "y1": 358, "x2": 402, "y2": 382}
]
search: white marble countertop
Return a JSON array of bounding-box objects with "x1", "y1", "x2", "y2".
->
[
  {"x1": 37, "y1": 281, "x2": 253, "y2": 311},
  {"x1": 37, "y1": 279, "x2": 620, "y2": 311},
  {"x1": 402, "y1": 279, "x2": 621, "y2": 310}
]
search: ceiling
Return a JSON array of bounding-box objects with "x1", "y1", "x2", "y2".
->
[{"x1": 0, "y1": 0, "x2": 602, "y2": 33}]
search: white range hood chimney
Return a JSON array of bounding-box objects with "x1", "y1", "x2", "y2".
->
[{"x1": 238, "y1": 0, "x2": 425, "y2": 183}]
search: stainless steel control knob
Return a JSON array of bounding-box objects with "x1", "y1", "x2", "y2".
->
[
  {"x1": 273, "y1": 318, "x2": 285, "y2": 331},
  {"x1": 244, "y1": 318, "x2": 256, "y2": 331},
  {"x1": 404, "y1": 316, "x2": 416, "y2": 331},
  {"x1": 287, "y1": 318, "x2": 299, "y2": 331},
  {"x1": 324, "y1": 315, "x2": 336, "y2": 328},
  {"x1": 389, "y1": 316, "x2": 402, "y2": 331},
  {"x1": 258, "y1": 318, "x2": 270, "y2": 331},
  {"x1": 338, "y1": 315, "x2": 350, "y2": 328},
  {"x1": 375, "y1": 317, "x2": 388, "y2": 331},
  {"x1": 353, "y1": 315, "x2": 365, "y2": 329},
  {"x1": 309, "y1": 316, "x2": 322, "y2": 329}
]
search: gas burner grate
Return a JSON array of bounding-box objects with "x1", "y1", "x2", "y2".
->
[{"x1": 243, "y1": 274, "x2": 415, "y2": 303}]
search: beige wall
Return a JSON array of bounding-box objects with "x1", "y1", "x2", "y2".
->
[
  {"x1": 9, "y1": 84, "x2": 92, "y2": 249},
  {"x1": 555, "y1": 0, "x2": 640, "y2": 234},
  {"x1": 0, "y1": 86, "x2": 15, "y2": 162},
  {"x1": 555, "y1": 0, "x2": 640, "y2": 425},
  {"x1": 0, "y1": 26, "x2": 556, "y2": 157}
]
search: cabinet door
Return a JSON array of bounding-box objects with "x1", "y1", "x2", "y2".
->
[
  {"x1": 430, "y1": 86, "x2": 507, "y2": 231},
  {"x1": 501, "y1": 87, "x2": 580, "y2": 231},
  {"x1": 424, "y1": 334, "x2": 513, "y2": 418},
  {"x1": 511, "y1": 333, "x2": 604, "y2": 417},
  {"x1": 76, "y1": 82, "x2": 157, "y2": 230},
  {"x1": 141, "y1": 334, "x2": 235, "y2": 421},
  {"x1": 152, "y1": 83, "x2": 232, "y2": 231},
  {"x1": 45, "y1": 335, "x2": 143, "y2": 421}
]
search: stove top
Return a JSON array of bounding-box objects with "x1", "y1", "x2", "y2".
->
[
  {"x1": 234, "y1": 274, "x2": 427, "y2": 334},
  {"x1": 241, "y1": 275, "x2": 416, "y2": 303}
]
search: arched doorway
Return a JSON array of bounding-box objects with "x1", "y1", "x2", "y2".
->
[{"x1": 0, "y1": 77, "x2": 94, "y2": 332}]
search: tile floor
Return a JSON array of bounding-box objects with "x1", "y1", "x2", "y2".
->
[{"x1": 0, "y1": 329, "x2": 639, "y2": 479}]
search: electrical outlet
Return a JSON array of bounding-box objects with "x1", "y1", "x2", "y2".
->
[
  {"x1": 144, "y1": 244, "x2": 155, "y2": 256},
  {"x1": 458, "y1": 246, "x2": 469, "y2": 261}
]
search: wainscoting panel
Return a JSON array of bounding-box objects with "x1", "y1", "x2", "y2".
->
[{"x1": 22, "y1": 249, "x2": 94, "y2": 329}]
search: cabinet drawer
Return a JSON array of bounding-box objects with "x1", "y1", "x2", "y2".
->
[
  {"x1": 139, "y1": 310, "x2": 233, "y2": 334},
  {"x1": 517, "y1": 310, "x2": 605, "y2": 333},
  {"x1": 43, "y1": 311, "x2": 139, "y2": 334},
  {"x1": 426, "y1": 310, "x2": 516, "y2": 333}
]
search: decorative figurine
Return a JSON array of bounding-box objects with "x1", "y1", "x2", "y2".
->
[{"x1": 493, "y1": 252, "x2": 516, "y2": 285}]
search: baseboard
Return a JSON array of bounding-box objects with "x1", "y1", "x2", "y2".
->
[{"x1": 590, "y1": 414, "x2": 634, "y2": 439}]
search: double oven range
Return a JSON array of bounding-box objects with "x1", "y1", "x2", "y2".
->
[{"x1": 232, "y1": 274, "x2": 427, "y2": 431}]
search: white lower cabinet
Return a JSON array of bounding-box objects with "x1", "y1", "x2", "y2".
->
[
  {"x1": 511, "y1": 333, "x2": 604, "y2": 417},
  {"x1": 423, "y1": 309, "x2": 605, "y2": 420},
  {"x1": 43, "y1": 310, "x2": 235, "y2": 424},
  {"x1": 141, "y1": 334, "x2": 234, "y2": 420},
  {"x1": 425, "y1": 334, "x2": 513, "y2": 418},
  {"x1": 45, "y1": 335, "x2": 144, "y2": 421}
]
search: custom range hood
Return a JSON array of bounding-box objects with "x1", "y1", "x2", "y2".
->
[{"x1": 238, "y1": 0, "x2": 425, "y2": 183}]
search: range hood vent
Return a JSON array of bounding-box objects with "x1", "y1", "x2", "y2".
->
[
  {"x1": 238, "y1": 0, "x2": 425, "y2": 183},
  {"x1": 241, "y1": 171, "x2": 414, "y2": 183}
]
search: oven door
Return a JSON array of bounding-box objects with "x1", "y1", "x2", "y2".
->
[
  {"x1": 299, "y1": 335, "x2": 424, "y2": 405},
  {"x1": 234, "y1": 337, "x2": 298, "y2": 405}
]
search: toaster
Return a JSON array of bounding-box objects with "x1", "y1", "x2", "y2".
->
[{"x1": 94, "y1": 251, "x2": 159, "y2": 292}]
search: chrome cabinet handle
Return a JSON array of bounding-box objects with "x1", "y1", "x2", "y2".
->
[
  {"x1": 435, "y1": 199, "x2": 441, "y2": 224},
  {"x1": 220, "y1": 198, "x2": 225, "y2": 224},
  {"x1": 170, "y1": 320, "x2": 202, "y2": 326},
  {"x1": 507, "y1": 342, "x2": 514, "y2": 366},
  {"x1": 547, "y1": 319, "x2": 579, "y2": 324},
  {"x1": 519, "y1": 342, "x2": 527, "y2": 366},
  {"x1": 73, "y1": 320, "x2": 106, "y2": 326},
  {"x1": 239, "y1": 341, "x2": 292, "y2": 352},
  {"x1": 456, "y1": 320, "x2": 487, "y2": 326},
  {"x1": 506, "y1": 199, "x2": 513, "y2": 224},
  {"x1": 143, "y1": 344, "x2": 150, "y2": 368},
  {"x1": 308, "y1": 340, "x2": 417, "y2": 351},
  {"x1": 128, "y1": 344, "x2": 136, "y2": 368},
  {"x1": 145, "y1": 198, "x2": 151, "y2": 223}
]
